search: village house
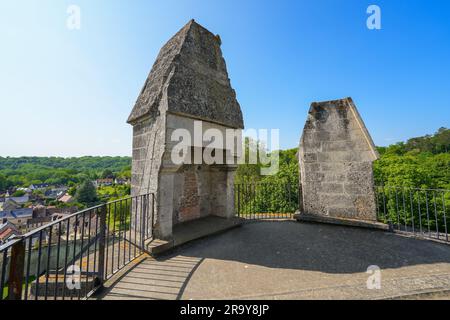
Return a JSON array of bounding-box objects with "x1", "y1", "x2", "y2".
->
[
  {"x1": 58, "y1": 193, "x2": 73, "y2": 203},
  {"x1": 0, "y1": 198, "x2": 20, "y2": 211},
  {"x1": 114, "y1": 178, "x2": 130, "y2": 185},
  {"x1": 7, "y1": 193, "x2": 30, "y2": 205},
  {"x1": 0, "y1": 221, "x2": 21, "y2": 244},
  {"x1": 50, "y1": 212, "x2": 97, "y2": 240},
  {"x1": 44, "y1": 186, "x2": 68, "y2": 199},
  {"x1": 29, "y1": 183, "x2": 50, "y2": 191},
  {"x1": 17, "y1": 187, "x2": 32, "y2": 194},
  {"x1": 0, "y1": 208, "x2": 33, "y2": 231},
  {"x1": 93, "y1": 178, "x2": 114, "y2": 187}
]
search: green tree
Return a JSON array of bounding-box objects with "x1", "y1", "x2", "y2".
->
[
  {"x1": 0, "y1": 174, "x2": 8, "y2": 192},
  {"x1": 11, "y1": 190, "x2": 26, "y2": 197},
  {"x1": 101, "y1": 169, "x2": 115, "y2": 179},
  {"x1": 75, "y1": 180, "x2": 99, "y2": 206}
]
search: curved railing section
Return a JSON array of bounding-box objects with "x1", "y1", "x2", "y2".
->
[
  {"x1": 234, "y1": 182, "x2": 449, "y2": 245},
  {"x1": 0, "y1": 193, "x2": 154, "y2": 300},
  {"x1": 375, "y1": 186, "x2": 449, "y2": 243}
]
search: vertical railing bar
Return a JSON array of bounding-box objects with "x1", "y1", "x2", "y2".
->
[
  {"x1": 426, "y1": 190, "x2": 431, "y2": 236},
  {"x1": 70, "y1": 216, "x2": 78, "y2": 300},
  {"x1": 62, "y1": 217, "x2": 71, "y2": 300},
  {"x1": 44, "y1": 225, "x2": 53, "y2": 300},
  {"x1": 139, "y1": 195, "x2": 144, "y2": 254},
  {"x1": 409, "y1": 189, "x2": 415, "y2": 234},
  {"x1": 433, "y1": 191, "x2": 439, "y2": 240},
  {"x1": 85, "y1": 209, "x2": 92, "y2": 298},
  {"x1": 96, "y1": 205, "x2": 107, "y2": 289},
  {"x1": 122, "y1": 199, "x2": 127, "y2": 267},
  {"x1": 237, "y1": 184, "x2": 240, "y2": 218},
  {"x1": 256, "y1": 183, "x2": 259, "y2": 219},
  {"x1": 382, "y1": 186, "x2": 387, "y2": 223},
  {"x1": 147, "y1": 194, "x2": 151, "y2": 239},
  {"x1": 252, "y1": 183, "x2": 256, "y2": 219},
  {"x1": 134, "y1": 197, "x2": 138, "y2": 258},
  {"x1": 146, "y1": 194, "x2": 150, "y2": 242},
  {"x1": 288, "y1": 182, "x2": 292, "y2": 218},
  {"x1": 245, "y1": 184, "x2": 249, "y2": 218},
  {"x1": 128, "y1": 198, "x2": 132, "y2": 263},
  {"x1": 111, "y1": 201, "x2": 117, "y2": 276},
  {"x1": 395, "y1": 189, "x2": 400, "y2": 231},
  {"x1": 24, "y1": 236, "x2": 32, "y2": 300},
  {"x1": 418, "y1": 190, "x2": 423, "y2": 235},
  {"x1": 442, "y1": 191, "x2": 448, "y2": 242},
  {"x1": 35, "y1": 230, "x2": 43, "y2": 300},
  {"x1": 442, "y1": 192, "x2": 448, "y2": 242},
  {"x1": 78, "y1": 211, "x2": 86, "y2": 300},
  {"x1": 0, "y1": 249, "x2": 8, "y2": 300},
  {"x1": 402, "y1": 188, "x2": 407, "y2": 232},
  {"x1": 124, "y1": 198, "x2": 127, "y2": 266},
  {"x1": 92, "y1": 208, "x2": 99, "y2": 285},
  {"x1": 375, "y1": 186, "x2": 380, "y2": 221},
  {"x1": 152, "y1": 194, "x2": 155, "y2": 239},
  {"x1": 247, "y1": 184, "x2": 251, "y2": 219},
  {"x1": 54, "y1": 222, "x2": 62, "y2": 300},
  {"x1": 143, "y1": 195, "x2": 147, "y2": 253},
  {"x1": 117, "y1": 200, "x2": 121, "y2": 271},
  {"x1": 7, "y1": 239, "x2": 26, "y2": 300},
  {"x1": 105, "y1": 203, "x2": 111, "y2": 279},
  {"x1": 386, "y1": 187, "x2": 393, "y2": 226}
]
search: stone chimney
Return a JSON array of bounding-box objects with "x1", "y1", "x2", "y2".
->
[{"x1": 128, "y1": 20, "x2": 244, "y2": 240}]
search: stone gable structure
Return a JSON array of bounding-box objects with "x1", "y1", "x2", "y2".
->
[
  {"x1": 128, "y1": 20, "x2": 244, "y2": 240},
  {"x1": 297, "y1": 98, "x2": 380, "y2": 222}
]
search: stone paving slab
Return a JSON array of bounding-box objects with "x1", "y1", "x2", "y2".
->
[
  {"x1": 95, "y1": 255, "x2": 203, "y2": 300},
  {"x1": 98, "y1": 221, "x2": 450, "y2": 300}
]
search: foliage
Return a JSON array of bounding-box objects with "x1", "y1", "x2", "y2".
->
[
  {"x1": 0, "y1": 156, "x2": 131, "y2": 192},
  {"x1": 74, "y1": 180, "x2": 99, "y2": 206},
  {"x1": 235, "y1": 128, "x2": 449, "y2": 215},
  {"x1": 374, "y1": 127, "x2": 450, "y2": 190},
  {"x1": 97, "y1": 184, "x2": 131, "y2": 202},
  {"x1": 235, "y1": 141, "x2": 299, "y2": 214},
  {"x1": 101, "y1": 169, "x2": 115, "y2": 179},
  {"x1": 377, "y1": 127, "x2": 450, "y2": 156},
  {"x1": 11, "y1": 190, "x2": 26, "y2": 197}
]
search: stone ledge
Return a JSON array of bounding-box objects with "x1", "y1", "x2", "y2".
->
[
  {"x1": 146, "y1": 216, "x2": 244, "y2": 256},
  {"x1": 294, "y1": 212, "x2": 390, "y2": 231}
]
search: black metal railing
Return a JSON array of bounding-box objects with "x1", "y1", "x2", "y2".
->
[
  {"x1": 0, "y1": 193, "x2": 154, "y2": 300},
  {"x1": 235, "y1": 182, "x2": 450, "y2": 245},
  {"x1": 375, "y1": 186, "x2": 449, "y2": 243},
  {"x1": 235, "y1": 182, "x2": 299, "y2": 220}
]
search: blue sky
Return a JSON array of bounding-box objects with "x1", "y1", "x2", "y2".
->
[{"x1": 1, "y1": 0, "x2": 449, "y2": 157}]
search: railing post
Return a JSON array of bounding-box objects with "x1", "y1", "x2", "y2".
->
[
  {"x1": 237, "y1": 184, "x2": 241, "y2": 217},
  {"x1": 96, "y1": 205, "x2": 107, "y2": 286},
  {"x1": 141, "y1": 195, "x2": 147, "y2": 251},
  {"x1": 298, "y1": 183, "x2": 304, "y2": 213},
  {"x1": 8, "y1": 237, "x2": 25, "y2": 300},
  {"x1": 151, "y1": 194, "x2": 155, "y2": 239}
]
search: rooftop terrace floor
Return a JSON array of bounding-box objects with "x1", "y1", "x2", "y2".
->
[{"x1": 94, "y1": 221, "x2": 450, "y2": 300}]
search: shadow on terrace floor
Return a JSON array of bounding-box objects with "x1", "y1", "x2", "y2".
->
[
  {"x1": 93, "y1": 255, "x2": 204, "y2": 300},
  {"x1": 175, "y1": 221, "x2": 450, "y2": 274},
  {"x1": 95, "y1": 221, "x2": 450, "y2": 300}
]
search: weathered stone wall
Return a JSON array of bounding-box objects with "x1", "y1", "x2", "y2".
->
[
  {"x1": 131, "y1": 115, "x2": 166, "y2": 197},
  {"x1": 130, "y1": 114, "x2": 166, "y2": 239},
  {"x1": 299, "y1": 98, "x2": 379, "y2": 221}
]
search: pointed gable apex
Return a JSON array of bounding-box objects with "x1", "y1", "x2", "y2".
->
[{"x1": 127, "y1": 19, "x2": 244, "y2": 129}]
